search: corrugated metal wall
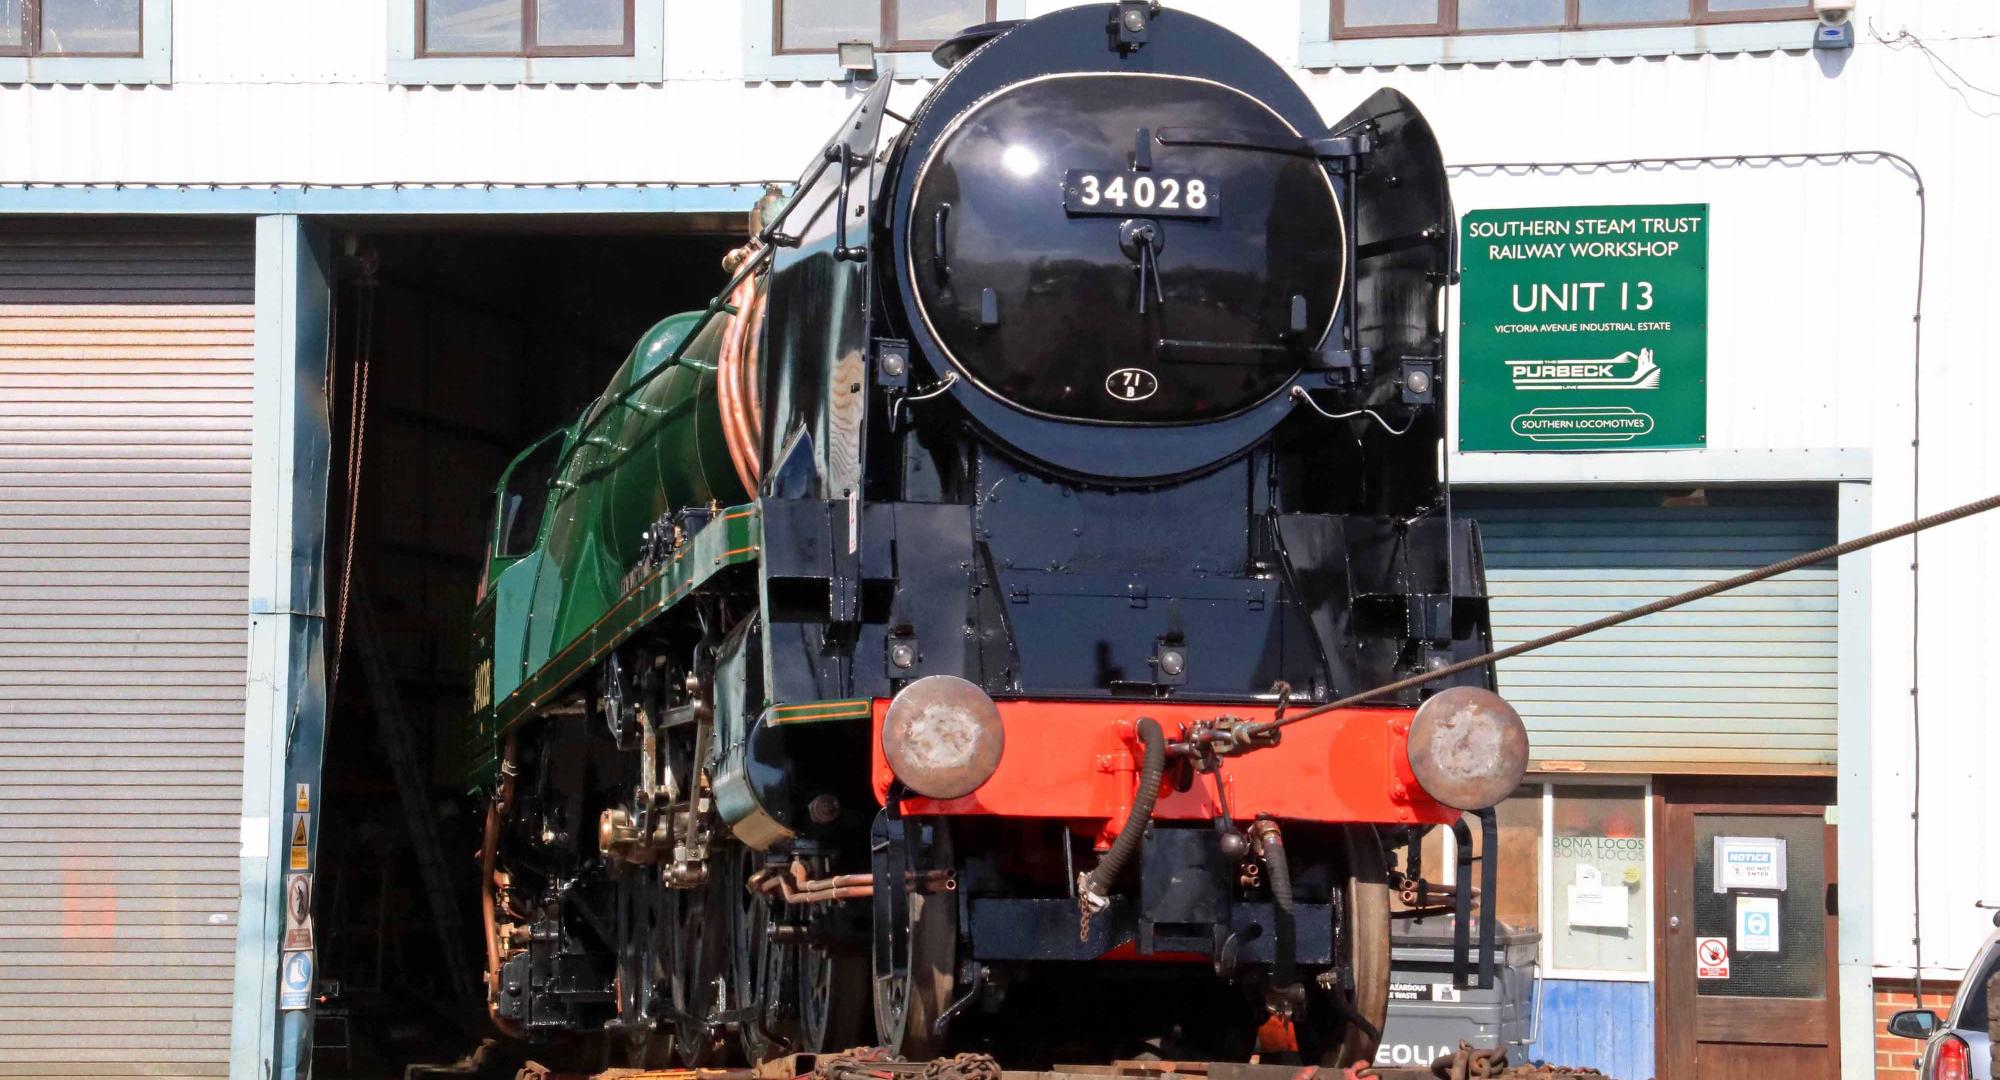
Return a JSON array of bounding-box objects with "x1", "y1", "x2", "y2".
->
[
  {"x1": 1463, "y1": 489, "x2": 1837, "y2": 775},
  {"x1": 0, "y1": 218, "x2": 253, "y2": 1077}
]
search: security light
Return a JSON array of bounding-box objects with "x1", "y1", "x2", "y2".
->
[{"x1": 838, "y1": 41, "x2": 876, "y2": 76}]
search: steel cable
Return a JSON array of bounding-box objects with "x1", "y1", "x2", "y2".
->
[{"x1": 1253, "y1": 489, "x2": 2000, "y2": 737}]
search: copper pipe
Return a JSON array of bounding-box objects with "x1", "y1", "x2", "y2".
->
[
  {"x1": 480, "y1": 802, "x2": 500, "y2": 977},
  {"x1": 797, "y1": 884, "x2": 877, "y2": 902},
  {"x1": 732, "y1": 275, "x2": 764, "y2": 483},
  {"x1": 742, "y1": 276, "x2": 766, "y2": 449},
  {"x1": 751, "y1": 863, "x2": 954, "y2": 905},
  {"x1": 715, "y1": 279, "x2": 744, "y2": 486},
  {"x1": 714, "y1": 276, "x2": 757, "y2": 496},
  {"x1": 736, "y1": 274, "x2": 765, "y2": 477},
  {"x1": 482, "y1": 735, "x2": 527, "y2": 1039}
]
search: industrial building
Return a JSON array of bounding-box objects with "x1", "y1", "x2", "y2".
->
[{"x1": 0, "y1": 2, "x2": 1992, "y2": 1078}]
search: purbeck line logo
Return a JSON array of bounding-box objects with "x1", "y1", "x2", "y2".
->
[{"x1": 1506, "y1": 347, "x2": 1661, "y2": 392}]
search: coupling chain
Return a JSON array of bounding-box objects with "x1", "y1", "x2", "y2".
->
[
  {"x1": 814, "y1": 1049, "x2": 1001, "y2": 1080},
  {"x1": 1352, "y1": 1041, "x2": 1610, "y2": 1080},
  {"x1": 923, "y1": 1053, "x2": 1002, "y2": 1080}
]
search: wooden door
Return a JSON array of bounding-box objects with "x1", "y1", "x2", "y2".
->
[{"x1": 1655, "y1": 781, "x2": 1839, "y2": 1080}]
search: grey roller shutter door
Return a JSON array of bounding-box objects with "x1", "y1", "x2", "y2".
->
[
  {"x1": 1460, "y1": 488, "x2": 1838, "y2": 775},
  {"x1": 0, "y1": 218, "x2": 254, "y2": 1077}
]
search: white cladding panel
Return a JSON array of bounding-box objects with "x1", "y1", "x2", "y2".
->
[{"x1": 0, "y1": 0, "x2": 1987, "y2": 983}]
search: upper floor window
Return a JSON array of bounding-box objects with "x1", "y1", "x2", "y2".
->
[
  {"x1": 420, "y1": 0, "x2": 632, "y2": 58},
  {"x1": 1333, "y1": 0, "x2": 1812, "y2": 38},
  {"x1": 775, "y1": 0, "x2": 995, "y2": 55},
  {"x1": 0, "y1": 0, "x2": 143, "y2": 57}
]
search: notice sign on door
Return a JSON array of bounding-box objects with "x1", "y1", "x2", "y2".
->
[
  {"x1": 1736, "y1": 894, "x2": 1781, "y2": 953},
  {"x1": 1458, "y1": 204, "x2": 1708, "y2": 452},
  {"x1": 1696, "y1": 936, "x2": 1731, "y2": 979},
  {"x1": 1713, "y1": 835, "x2": 1788, "y2": 892},
  {"x1": 1566, "y1": 864, "x2": 1631, "y2": 929}
]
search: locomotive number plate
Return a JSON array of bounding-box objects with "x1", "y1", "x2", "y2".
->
[{"x1": 1063, "y1": 170, "x2": 1217, "y2": 219}]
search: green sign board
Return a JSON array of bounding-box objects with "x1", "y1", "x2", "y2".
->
[{"x1": 1458, "y1": 204, "x2": 1708, "y2": 451}]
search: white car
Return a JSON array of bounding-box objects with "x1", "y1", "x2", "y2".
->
[{"x1": 1890, "y1": 926, "x2": 1999, "y2": 1080}]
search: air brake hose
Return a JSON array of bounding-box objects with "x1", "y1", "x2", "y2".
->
[
  {"x1": 1079, "y1": 717, "x2": 1166, "y2": 916},
  {"x1": 1253, "y1": 817, "x2": 1301, "y2": 1012}
]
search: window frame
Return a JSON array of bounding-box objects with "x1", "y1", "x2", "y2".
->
[
  {"x1": 416, "y1": 0, "x2": 637, "y2": 60},
  {"x1": 1330, "y1": 0, "x2": 1816, "y2": 40},
  {"x1": 1448, "y1": 779, "x2": 1658, "y2": 982},
  {"x1": 0, "y1": 0, "x2": 145, "y2": 58},
  {"x1": 1540, "y1": 777, "x2": 1657, "y2": 982},
  {"x1": 771, "y1": 0, "x2": 999, "y2": 57},
  {"x1": 1300, "y1": 0, "x2": 1819, "y2": 68},
  {"x1": 746, "y1": 0, "x2": 1024, "y2": 82},
  {"x1": 0, "y1": 0, "x2": 166, "y2": 83},
  {"x1": 489, "y1": 425, "x2": 570, "y2": 564},
  {"x1": 388, "y1": 0, "x2": 661, "y2": 86}
]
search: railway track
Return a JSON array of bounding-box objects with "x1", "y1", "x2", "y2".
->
[{"x1": 492, "y1": 1046, "x2": 1613, "y2": 1080}]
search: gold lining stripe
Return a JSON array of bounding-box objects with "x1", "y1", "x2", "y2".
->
[
  {"x1": 770, "y1": 710, "x2": 871, "y2": 725},
  {"x1": 770, "y1": 700, "x2": 873, "y2": 724},
  {"x1": 771, "y1": 702, "x2": 871, "y2": 716}
]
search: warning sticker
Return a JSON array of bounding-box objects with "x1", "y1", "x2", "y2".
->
[
  {"x1": 295, "y1": 783, "x2": 311, "y2": 813},
  {"x1": 1696, "y1": 936, "x2": 1730, "y2": 979},
  {"x1": 288, "y1": 812, "x2": 311, "y2": 870},
  {"x1": 283, "y1": 873, "x2": 314, "y2": 950},
  {"x1": 1387, "y1": 981, "x2": 1464, "y2": 1002}
]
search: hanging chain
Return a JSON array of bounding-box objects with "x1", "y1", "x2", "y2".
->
[{"x1": 327, "y1": 253, "x2": 378, "y2": 706}]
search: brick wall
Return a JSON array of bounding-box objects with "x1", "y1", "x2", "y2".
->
[{"x1": 1875, "y1": 978, "x2": 1957, "y2": 1079}]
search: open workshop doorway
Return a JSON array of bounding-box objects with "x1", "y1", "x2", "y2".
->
[{"x1": 312, "y1": 218, "x2": 738, "y2": 1077}]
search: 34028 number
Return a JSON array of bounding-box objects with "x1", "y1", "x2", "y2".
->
[{"x1": 1064, "y1": 170, "x2": 1217, "y2": 219}]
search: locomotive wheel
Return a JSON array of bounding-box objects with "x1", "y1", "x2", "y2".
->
[
  {"x1": 615, "y1": 864, "x2": 675, "y2": 1067},
  {"x1": 731, "y1": 848, "x2": 797, "y2": 1063},
  {"x1": 799, "y1": 909, "x2": 869, "y2": 1053},
  {"x1": 667, "y1": 861, "x2": 731, "y2": 1066},
  {"x1": 729, "y1": 851, "x2": 871, "y2": 1060},
  {"x1": 1337, "y1": 824, "x2": 1391, "y2": 1065},
  {"x1": 871, "y1": 813, "x2": 957, "y2": 1058},
  {"x1": 1298, "y1": 825, "x2": 1391, "y2": 1067}
]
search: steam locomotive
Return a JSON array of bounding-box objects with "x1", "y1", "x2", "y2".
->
[{"x1": 462, "y1": 3, "x2": 1526, "y2": 1068}]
